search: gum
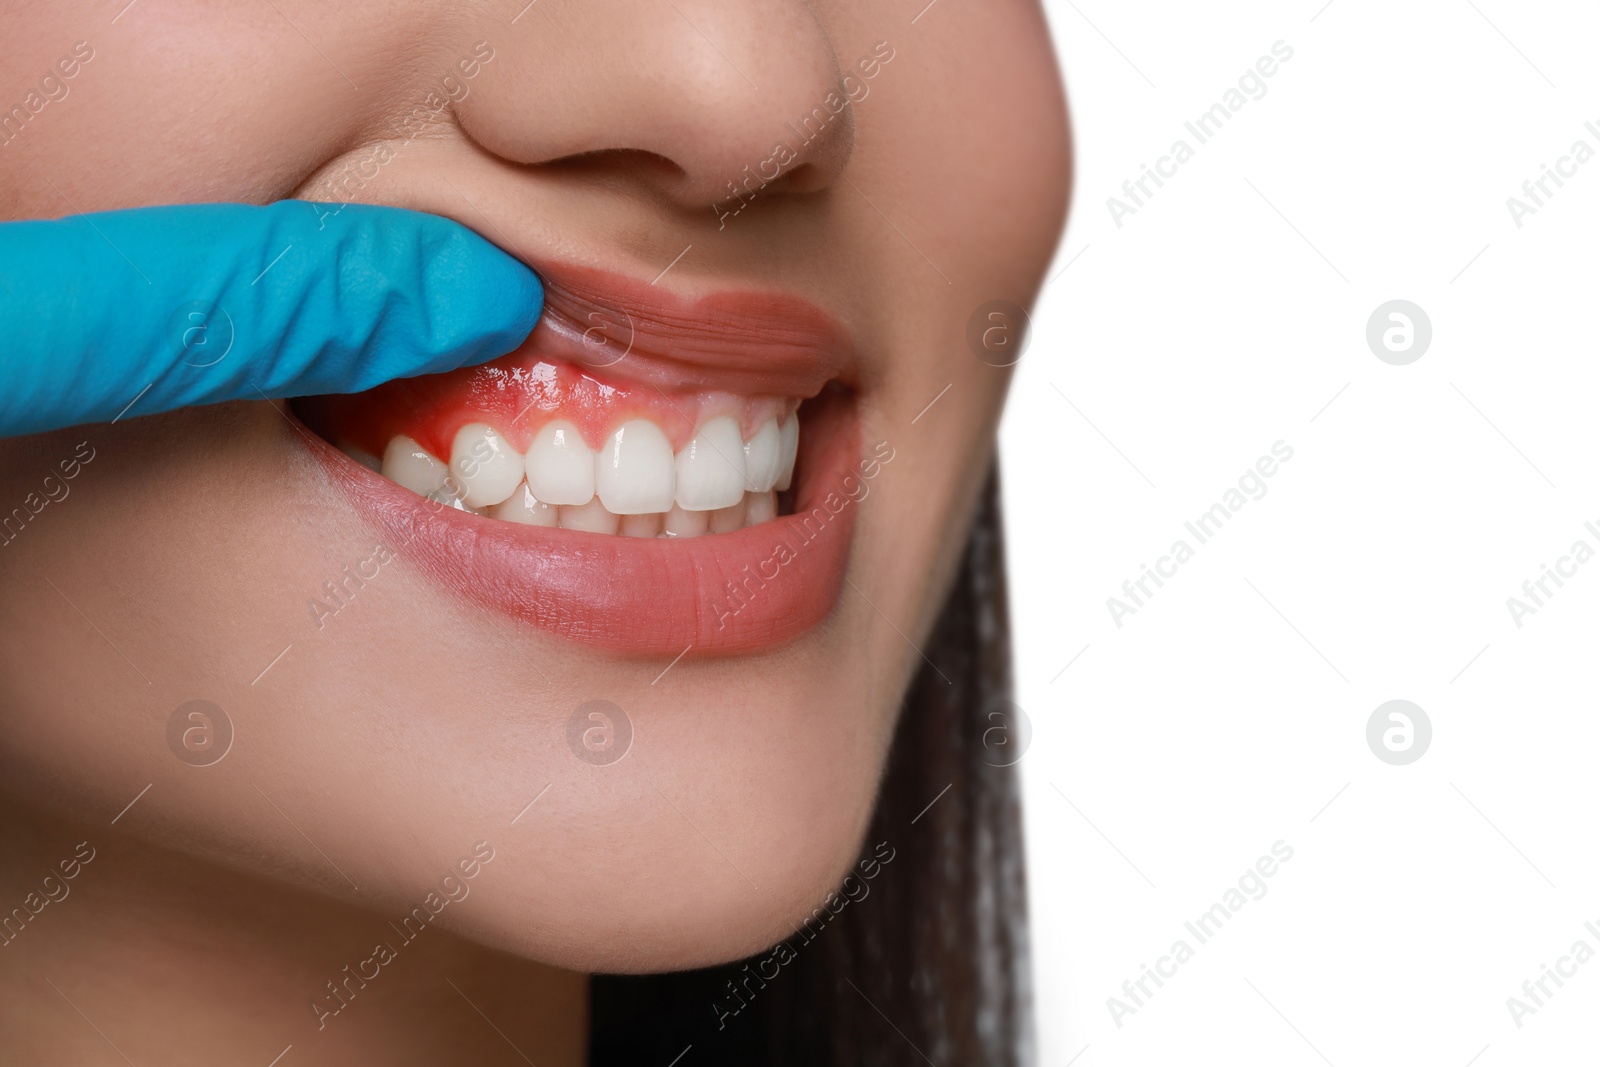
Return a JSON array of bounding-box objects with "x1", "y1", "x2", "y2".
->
[{"x1": 299, "y1": 354, "x2": 800, "y2": 461}]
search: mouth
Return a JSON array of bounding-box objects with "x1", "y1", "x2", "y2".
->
[{"x1": 292, "y1": 263, "x2": 862, "y2": 658}]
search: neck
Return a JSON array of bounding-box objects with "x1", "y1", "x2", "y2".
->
[{"x1": 0, "y1": 793, "x2": 586, "y2": 1065}]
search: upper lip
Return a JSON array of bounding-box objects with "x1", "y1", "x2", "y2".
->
[
  {"x1": 519, "y1": 261, "x2": 858, "y2": 398},
  {"x1": 288, "y1": 187, "x2": 859, "y2": 397}
]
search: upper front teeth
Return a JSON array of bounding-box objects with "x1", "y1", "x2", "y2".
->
[
  {"x1": 525, "y1": 420, "x2": 595, "y2": 506},
  {"x1": 451, "y1": 423, "x2": 524, "y2": 508},
  {"x1": 597, "y1": 419, "x2": 676, "y2": 515},
  {"x1": 675, "y1": 415, "x2": 746, "y2": 511},
  {"x1": 374, "y1": 413, "x2": 798, "y2": 535}
]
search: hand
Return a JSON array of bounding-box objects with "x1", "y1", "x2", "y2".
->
[{"x1": 0, "y1": 201, "x2": 542, "y2": 437}]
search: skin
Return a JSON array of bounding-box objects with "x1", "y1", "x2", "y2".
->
[{"x1": 0, "y1": 1, "x2": 1070, "y2": 1063}]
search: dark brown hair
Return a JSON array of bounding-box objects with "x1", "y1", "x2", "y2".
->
[{"x1": 591, "y1": 468, "x2": 1031, "y2": 1065}]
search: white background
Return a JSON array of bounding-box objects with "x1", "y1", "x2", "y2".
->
[{"x1": 1007, "y1": 2, "x2": 1600, "y2": 1064}]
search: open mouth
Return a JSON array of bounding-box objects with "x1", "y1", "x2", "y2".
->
[
  {"x1": 304, "y1": 363, "x2": 804, "y2": 536},
  {"x1": 292, "y1": 264, "x2": 863, "y2": 658}
]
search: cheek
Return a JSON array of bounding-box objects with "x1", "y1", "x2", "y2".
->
[
  {"x1": 0, "y1": 3, "x2": 433, "y2": 216},
  {"x1": 869, "y1": 0, "x2": 1070, "y2": 287}
]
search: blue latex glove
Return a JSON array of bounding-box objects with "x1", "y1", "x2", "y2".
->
[{"x1": 0, "y1": 201, "x2": 542, "y2": 437}]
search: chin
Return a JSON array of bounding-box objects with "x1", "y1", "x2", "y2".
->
[{"x1": 461, "y1": 756, "x2": 888, "y2": 975}]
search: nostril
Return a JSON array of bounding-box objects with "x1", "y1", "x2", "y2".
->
[
  {"x1": 529, "y1": 144, "x2": 847, "y2": 216},
  {"x1": 776, "y1": 158, "x2": 846, "y2": 197},
  {"x1": 539, "y1": 147, "x2": 688, "y2": 186}
]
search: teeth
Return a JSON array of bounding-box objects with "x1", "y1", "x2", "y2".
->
[
  {"x1": 745, "y1": 490, "x2": 777, "y2": 526},
  {"x1": 374, "y1": 408, "x2": 801, "y2": 537},
  {"x1": 382, "y1": 435, "x2": 454, "y2": 499},
  {"x1": 620, "y1": 512, "x2": 663, "y2": 538},
  {"x1": 338, "y1": 441, "x2": 382, "y2": 472},
  {"x1": 742, "y1": 418, "x2": 782, "y2": 492},
  {"x1": 675, "y1": 415, "x2": 746, "y2": 511},
  {"x1": 663, "y1": 504, "x2": 710, "y2": 538},
  {"x1": 525, "y1": 420, "x2": 595, "y2": 506},
  {"x1": 559, "y1": 498, "x2": 620, "y2": 535},
  {"x1": 451, "y1": 423, "x2": 524, "y2": 508},
  {"x1": 708, "y1": 496, "x2": 747, "y2": 534},
  {"x1": 491, "y1": 482, "x2": 558, "y2": 526},
  {"x1": 775, "y1": 415, "x2": 799, "y2": 492},
  {"x1": 596, "y1": 419, "x2": 676, "y2": 515}
]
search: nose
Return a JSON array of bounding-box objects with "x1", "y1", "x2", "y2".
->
[{"x1": 456, "y1": 0, "x2": 855, "y2": 208}]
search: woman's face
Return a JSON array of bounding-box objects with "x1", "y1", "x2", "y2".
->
[{"x1": 0, "y1": 0, "x2": 1067, "y2": 971}]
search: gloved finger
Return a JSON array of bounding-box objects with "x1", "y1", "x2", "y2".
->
[{"x1": 0, "y1": 201, "x2": 542, "y2": 438}]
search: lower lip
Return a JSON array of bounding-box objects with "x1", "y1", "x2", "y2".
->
[{"x1": 296, "y1": 399, "x2": 859, "y2": 657}]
